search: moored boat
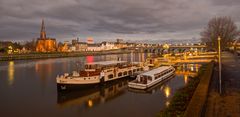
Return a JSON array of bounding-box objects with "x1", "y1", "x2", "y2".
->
[
  {"x1": 57, "y1": 61, "x2": 148, "y2": 91},
  {"x1": 128, "y1": 66, "x2": 175, "y2": 90}
]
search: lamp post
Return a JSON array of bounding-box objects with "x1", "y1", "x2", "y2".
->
[{"x1": 218, "y1": 36, "x2": 222, "y2": 94}]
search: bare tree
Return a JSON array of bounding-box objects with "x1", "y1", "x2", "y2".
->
[
  {"x1": 200, "y1": 16, "x2": 240, "y2": 50},
  {"x1": 24, "y1": 39, "x2": 36, "y2": 51}
]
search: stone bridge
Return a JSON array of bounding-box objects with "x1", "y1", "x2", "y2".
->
[{"x1": 126, "y1": 45, "x2": 207, "y2": 54}]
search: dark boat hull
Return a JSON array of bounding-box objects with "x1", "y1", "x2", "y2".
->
[
  {"x1": 57, "y1": 76, "x2": 132, "y2": 92},
  {"x1": 57, "y1": 83, "x2": 99, "y2": 92}
]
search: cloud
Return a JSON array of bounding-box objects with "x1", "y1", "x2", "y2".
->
[{"x1": 0, "y1": 0, "x2": 239, "y2": 42}]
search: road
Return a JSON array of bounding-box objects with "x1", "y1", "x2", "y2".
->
[{"x1": 204, "y1": 52, "x2": 240, "y2": 117}]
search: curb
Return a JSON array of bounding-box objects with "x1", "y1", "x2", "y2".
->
[{"x1": 183, "y1": 62, "x2": 214, "y2": 117}]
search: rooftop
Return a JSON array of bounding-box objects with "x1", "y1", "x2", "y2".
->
[
  {"x1": 141, "y1": 66, "x2": 172, "y2": 76},
  {"x1": 86, "y1": 61, "x2": 128, "y2": 66}
]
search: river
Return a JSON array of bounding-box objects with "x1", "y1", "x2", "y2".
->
[{"x1": 0, "y1": 53, "x2": 200, "y2": 117}]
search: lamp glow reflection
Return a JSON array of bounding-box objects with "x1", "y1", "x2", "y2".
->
[
  {"x1": 184, "y1": 75, "x2": 188, "y2": 84},
  {"x1": 87, "y1": 99, "x2": 93, "y2": 107},
  {"x1": 164, "y1": 86, "x2": 171, "y2": 98},
  {"x1": 8, "y1": 61, "x2": 15, "y2": 86}
]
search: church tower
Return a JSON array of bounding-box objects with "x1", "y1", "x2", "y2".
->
[
  {"x1": 36, "y1": 19, "x2": 57, "y2": 52},
  {"x1": 40, "y1": 19, "x2": 47, "y2": 39}
]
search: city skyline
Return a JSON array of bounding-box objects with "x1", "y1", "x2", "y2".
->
[{"x1": 0, "y1": 0, "x2": 240, "y2": 42}]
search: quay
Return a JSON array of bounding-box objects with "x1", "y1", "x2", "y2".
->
[
  {"x1": 183, "y1": 52, "x2": 240, "y2": 117},
  {"x1": 204, "y1": 52, "x2": 240, "y2": 117},
  {"x1": 0, "y1": 49, "x2": 131, "y2": 61}
]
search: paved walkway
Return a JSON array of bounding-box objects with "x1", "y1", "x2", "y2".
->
[{"x1": 205, "y1": 52, "x2": 240, "y2": 117}]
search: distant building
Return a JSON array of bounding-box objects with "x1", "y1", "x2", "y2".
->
[
  {"x1": 116, "y1": 39, "x2": 124, "y2": 43},
  {"x1": 101, "y1": 42, "x2": 117, "y2": 50},
  {"x1": 76, "y1": 42, "x2": 88, "y2": 51},
  {"x1": 87, "y1": 37, "x2": 94, "y2": 44},
  {"x1": 36, "y1": 19, "x2": 57, "y2": 52},
  {"x1": 233, "y1": 39, "x2": 240, "y2": 51},
  {"x1": 58, "y1": 41, "x2": 69, "y2": 52},
  {"x1": 87, "y1": 43, "x2": 102, "y2": 51},
  {"x1": 70, "y1": 38, "x2": 88, "y2": 52},
  {"x1": 72, "y1": 38, "x2": 79, "y2": 45},
  {"x1": 115, "y1": 39, "x2": 127, "y2": 49}
]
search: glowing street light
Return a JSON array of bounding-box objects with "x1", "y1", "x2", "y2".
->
[{"x1": 218, "y1": 36, "x2": 222, "y2": 94}]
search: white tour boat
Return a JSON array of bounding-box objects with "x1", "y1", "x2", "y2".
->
[
  {"x1": 128, "y1": 66, "x2": 175, "y2": 90},
  {"x1": 57, "y1": 61, "x2": 148, "y2": 91}
]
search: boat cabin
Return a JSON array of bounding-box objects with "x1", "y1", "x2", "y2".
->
[
  {"x1": 84, "y1": 61, "x2": 129, "y2": 71},
  {"x1": 136, "y1": 66, "x2": 174, "y2": 84}
]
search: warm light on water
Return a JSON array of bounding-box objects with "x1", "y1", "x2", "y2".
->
[
  {"x1": 196, "y1": 64, "x2": 199, "y2": 72},
  {"x1": 87, "y1": 56, "x2": 94, "y2": 63},
  {"x1": 184, "y1": 75, "x2": 188, "y2": 84},
  {"x1": 88, "y1": 99, "x2": 93, "y2": 108},
  {"x1": 190, "y1": 65, "x2": 194, "y2": 71},
  {"x1": 8, "y1": 61, "x2": 14, "y2": 86},
  {"x1": 165, "y1": 101, "x2": 170, "y2": 107},
  {"x1": 164, "y1": 86, "x2": 171, "y2": 98},
  {"x1": 0, "y1": 53, "x2": 202, "y2": 117}
]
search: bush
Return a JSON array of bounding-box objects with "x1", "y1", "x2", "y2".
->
[{"x1": 157, "y1": 65, "x2": 207, "y2": 117}]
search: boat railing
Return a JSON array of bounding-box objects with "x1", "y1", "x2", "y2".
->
[
  {"x1": 79, "y1": 70, "x2": 101, "y2": 77},
  {"x1": 129, "y1": 79, "x2": 147, "y2": 85},
  {"x1": 133, "y1": 77, "x2": 148, "y2": 84}
]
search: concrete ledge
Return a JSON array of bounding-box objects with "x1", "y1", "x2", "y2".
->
[{"x1": 184, "y1": 62, "x2": 214, "y2": 117}]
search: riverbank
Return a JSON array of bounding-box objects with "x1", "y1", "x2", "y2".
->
[
  {"x1": 204, "y1": 52, "x2": 240, "y2": 117},
  {"x1": 0, "y1": 49, "x2": 133, "y2": 61},
  {"x1": 157, "y1": 61, "x2": 214, "y2": 117}
]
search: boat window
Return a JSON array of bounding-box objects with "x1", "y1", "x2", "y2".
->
[
  {"x1": 118, "y1": 72, "x2": 122, "y2": 77},
  {"x1": 108, "y1": 74, "x2": 114, "y2": 79},
  {"x1": 140, "y1": 75, "x2": 148, "y2": 84},
  {"x1": 123, "y1": 71, "x2": 127, "y2": 75},
  {"x1": 128, "y1": 70, "x2": 132, "y2": 75},
  {"x1": 147, "y1": 76, "x2": 152, "y2": 81}
]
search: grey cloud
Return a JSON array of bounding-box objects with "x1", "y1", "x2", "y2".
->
[
  {"x1": 0, "y1": 0, "x2": 239, "y2": 42},
  {"x1": 211, "y1": 0, "x2": 240, "y2": 6}
]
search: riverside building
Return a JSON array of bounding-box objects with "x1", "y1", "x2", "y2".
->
[{"x1": 36, "y1": 19, "x2": 57, "y2": 52}]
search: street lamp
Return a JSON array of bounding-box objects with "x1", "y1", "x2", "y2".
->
[{"x1": 218, "y1": 36, "x2": 222, "y2": 94}]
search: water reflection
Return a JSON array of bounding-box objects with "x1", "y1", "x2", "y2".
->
[
  {"x1": 0, "y1": 53, "x2": 204, "y2": 117},
  {"x1": 184, "y1": 75, "x2": 188, "y2": 84},
  {"x1": 128, "y1": 75, "x2": 175, "y2": 95},
  {"x1": 87, "y1": 99, "x2": 93, "y2": 108},
  {"x1": 165, "y1": 101, "x2": 170, "y2": 107},
  {"x1": 86, "y1": 56, "x2": 94, "y2": 63},
  {"x1": 164, "y1": 86, "x2": 171, "y2": 98},
  {"x1": 57, "y1": 79, "x2": 128, "y2": 109},
  {"x1": 35, "y1": 60, "x2": 54, "y2": 78},
  {"x1": 175, "y1": 64, "x2": 201, "y2": 77},
  {"x1": 8, "y1": 61, "x2": 15, "y2": 86}
]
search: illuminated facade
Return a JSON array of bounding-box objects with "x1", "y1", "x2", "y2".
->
[
  {"x1": 58, "y1": 41, "x2": 69, "y2": 52},
  {"x1": 36, "y1": 19, "x2": 57, "y2": 52},
  {"x1": 87, "y1": 37, "x2": 94, "y2": 44}
]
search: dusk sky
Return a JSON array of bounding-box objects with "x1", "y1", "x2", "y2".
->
[{"x1": 0, "y1": 0, "x2": 240, "y2": 42}]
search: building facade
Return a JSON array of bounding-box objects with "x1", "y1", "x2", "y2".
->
[{"x1": 36, "y1": 20, "x2": 57, "y2": 52}]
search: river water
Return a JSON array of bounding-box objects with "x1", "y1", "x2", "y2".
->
[{"x1": 0, "y1": 53, "x2": 200, "y2": 117}]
